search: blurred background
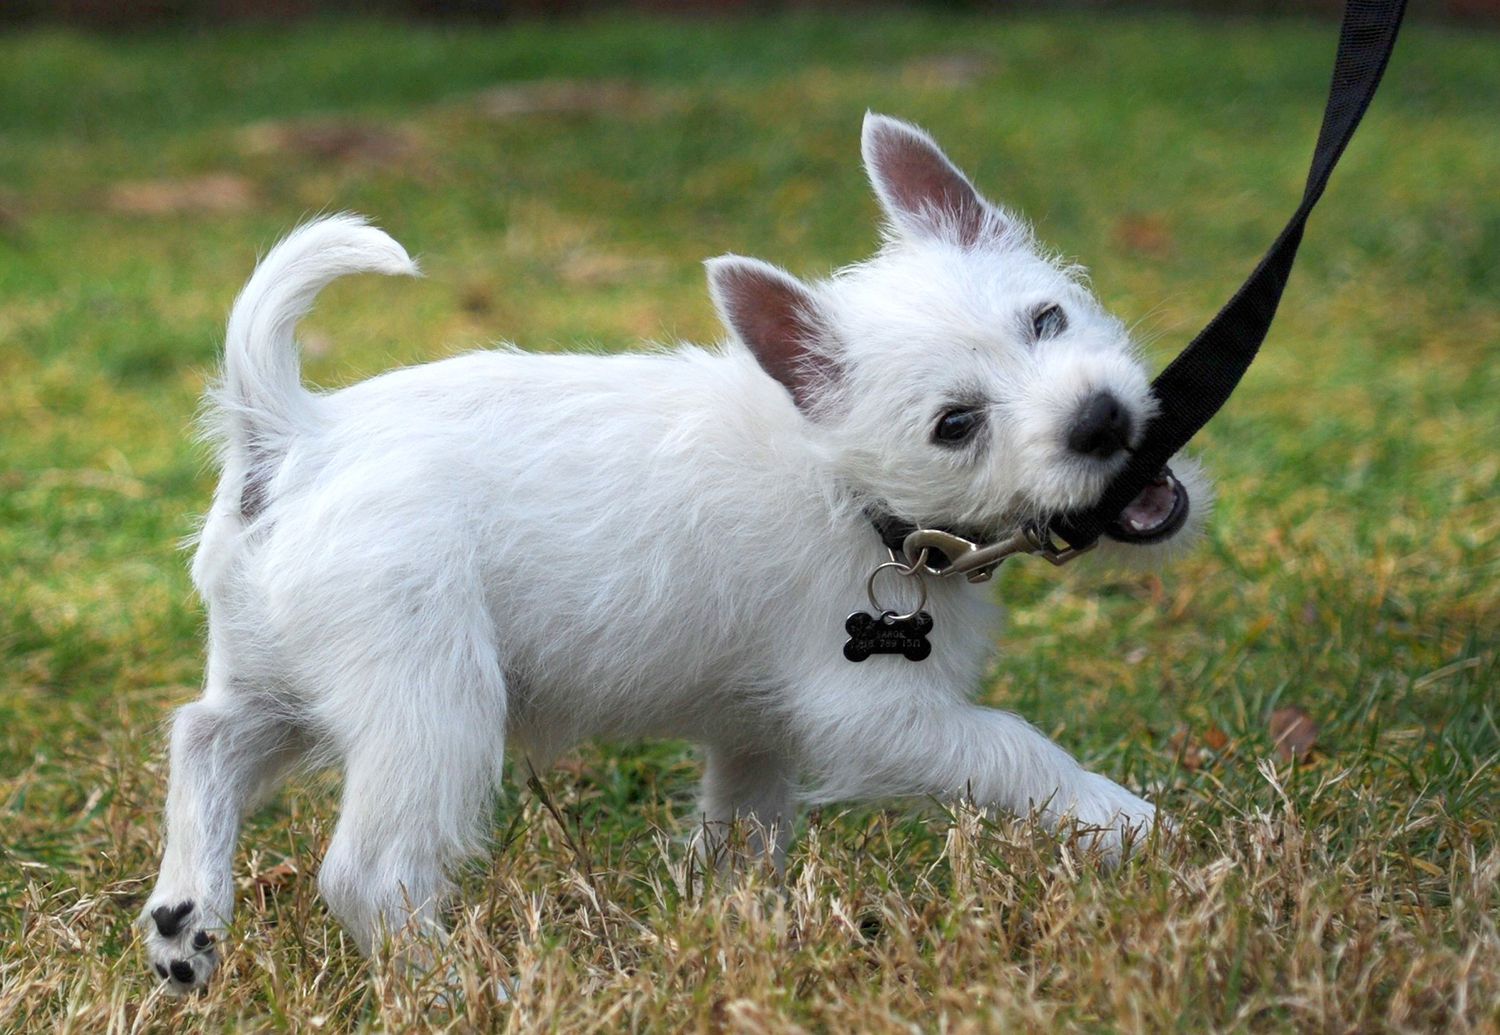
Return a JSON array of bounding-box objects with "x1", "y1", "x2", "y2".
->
[
  {"x1": 5, "y1": 0, "x2": 1500, "y2": 25},
  {"x1": 1, "y1": 1, "x2": 1495, "y2": 1028}
]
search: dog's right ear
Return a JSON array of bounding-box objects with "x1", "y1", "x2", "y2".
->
[{"x1": 706, "y1": 255, "x2": 837, "y2": 412}]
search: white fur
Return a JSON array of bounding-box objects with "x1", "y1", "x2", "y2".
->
[{"x1": 141, "y1": 115, "x2": 1206, "y2": 992}]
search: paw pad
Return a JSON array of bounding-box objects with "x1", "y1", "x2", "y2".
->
[
  {"x1": 143, "y1": 897, "x2": 219, "y2": 992},
  {"x1": 151, "y1": 900, "x2": 194, "y2": 938}
]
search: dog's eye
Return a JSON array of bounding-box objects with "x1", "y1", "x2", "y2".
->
[
  {"x1": 933, "y1": 408, "x2": 984, "y2": 445},
  {"x1": 1031, "y1": 303, "x2": 1067, "y2": 341}
]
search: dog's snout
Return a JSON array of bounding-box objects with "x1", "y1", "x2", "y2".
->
[{"x1": 1067, "y1": 391, "x2": 1133, "y2": 460}]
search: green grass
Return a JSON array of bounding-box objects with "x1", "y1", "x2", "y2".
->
[{"x1": 1, "y1": 11, "x2": 1496, "y2": 1032}]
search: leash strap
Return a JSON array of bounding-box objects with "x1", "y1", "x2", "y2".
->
[{"x1": 1049, "y1": 0, "x2": 1408, "y2": 549}]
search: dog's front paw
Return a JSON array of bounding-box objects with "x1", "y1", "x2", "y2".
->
[
  {"x1": 140, "y1": 897, "x2": 221, "y2": 995},
  {"x1": 1066, "y1": 772, "x2": 1164, "y2": 865}
]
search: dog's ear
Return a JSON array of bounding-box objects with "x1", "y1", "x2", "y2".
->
[
  {"x1": 862, "y1": 112, "x2": 1004, "y2": 247},
  {"x1": 706, "y1": 255, "x2": 836, "y2": 412}
]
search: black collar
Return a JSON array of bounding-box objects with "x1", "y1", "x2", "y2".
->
[
  {"x1": 866, "y1": 508, "x2": 983, "y2": 571},
  {"x1": 868, "y1": 509, "x2": 917, "y2": 557}
]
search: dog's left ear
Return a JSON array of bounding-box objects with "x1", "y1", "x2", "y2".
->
[
  {"x1": 706, "y1": 255, "x2": 837, "y2": 412},
  {"x1": 862, "y1": 112, "x2": 1006, "y2": 247}
]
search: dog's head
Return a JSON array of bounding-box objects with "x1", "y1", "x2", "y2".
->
[{"x1": 708, "y1": 113, "x2": 1206, "y2": 556}]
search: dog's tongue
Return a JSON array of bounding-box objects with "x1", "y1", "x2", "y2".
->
[
  {"x1": 1104, "y1": 468, "x2": 1189, "y2": 544},
  {"x1": 1121, "y1": 479, "x2": 1177, "y2": 533}
]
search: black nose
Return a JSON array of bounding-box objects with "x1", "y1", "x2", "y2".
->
[{"x1": 1068, "y1": 391, "x2": 1133, "y2": 460}]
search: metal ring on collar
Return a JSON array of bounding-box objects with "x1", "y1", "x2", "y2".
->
[{"x1": 866, "y1": 551, "x2": 929, "y2": 622}]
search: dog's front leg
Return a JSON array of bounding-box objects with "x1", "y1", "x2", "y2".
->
[
  {"x1": 696, "y1": 744, "x2": 796, "y2": 872},
  {"x1": 812, "y1": 702, "x2": 1159, "y2": 863}
]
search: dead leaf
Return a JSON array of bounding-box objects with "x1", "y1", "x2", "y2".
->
[
  {"x1": 252, "y1": 861, "x2": 297, "y2": 888},
  {"x1": 1170, "y1": 723, "x2": 1231, "y2": 771},
  {"x1": 107, "y1": 173, "x2": 255, "y2": 215},
  {"x1": 901, "y1": 52, "x2": 997, "y2": 89},
  {"x1": 1168, "y1": 727, "x2": 1203, "y2": 770},
  {"x1": 459, "y1": 284, "x2": 494, "y2": 315},
  {"x1": 1115, "y1": 214, "x2": 1174, "y2": 258},
  {"x1": 558, "y1": 249, "x2": 666, "y2": 287},
  {"x1": 476, "y1": 79, "x2": 647, "y2": 120},
  {"x1": 247, "y1": 860, "x2": 298, "y2": 908},
  {"x1": 0, "y1": 188, "x2": 25, "y2": 238},
  {"x1": 1164, "y1": 723, "x2": 1224, "y2": 768},
  {"x1": 239, "y1": 119, "x2": 416, "y2": 165},
  {"x1": 1145, "y1": 573, "x2": 1166, "y2": 609},
  {"x1": 253, "y1": 860, "x2": 297, "y2": 883},
  {"x1": 1269, "y1": 705, "x2": 1320, "y2": 762}
]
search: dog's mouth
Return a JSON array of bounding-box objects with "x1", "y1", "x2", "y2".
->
[{"x1": 1101, "y1": 467, "x2": 1189, "y2": 544}]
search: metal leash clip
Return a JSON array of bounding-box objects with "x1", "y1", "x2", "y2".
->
[{"x1": 900, "y1": 523, "x2": 1096, "y2": 583}]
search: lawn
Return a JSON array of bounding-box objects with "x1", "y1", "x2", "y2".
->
[{"x1": 1, "y1": 9, "x2": 1496, "y2": 1032}]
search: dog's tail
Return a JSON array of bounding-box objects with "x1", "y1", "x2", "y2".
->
[{"x1": 217, "y1": 214, "x2": 419, "y2": 450}]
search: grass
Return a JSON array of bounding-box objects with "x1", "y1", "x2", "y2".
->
[{"x1": 1, "y1": 9, "x2": 1496, "y2": 1032}]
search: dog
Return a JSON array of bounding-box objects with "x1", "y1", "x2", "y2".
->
[{"x1": 141, "y1": 113, "x2": 1206, "y2": 993}]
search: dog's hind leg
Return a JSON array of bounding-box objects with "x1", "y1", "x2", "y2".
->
[
  {"x1": 696, "y1": 745, "x2": 796, "y2": 871},
  {"x1": 315, "y1": 640, "x2": 507, "y2": 973},
  {"x1": 141, "y1": 665, "x2": 307, "y2": 993}
]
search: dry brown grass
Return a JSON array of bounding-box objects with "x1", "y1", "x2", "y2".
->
[
  {"x1": 2, "y1": 11, "x2": 1497, "y2": 1033},
  {"x1": 4, "y1": 738, "x2": 1498, "y2": 1032}
]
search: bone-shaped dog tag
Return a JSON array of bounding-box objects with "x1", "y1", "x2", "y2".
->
[{"x1": 843, "y1": 611, "x2": 933, "y2": 662}]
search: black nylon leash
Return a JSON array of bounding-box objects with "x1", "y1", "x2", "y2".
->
[{"x1": 1049, "y1": 0, "x2": 1408, "y2": 550}]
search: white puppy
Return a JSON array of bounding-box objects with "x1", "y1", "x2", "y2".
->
[{"x1": 141, "y1": 113, "x2": 1205, "y2": 992}]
